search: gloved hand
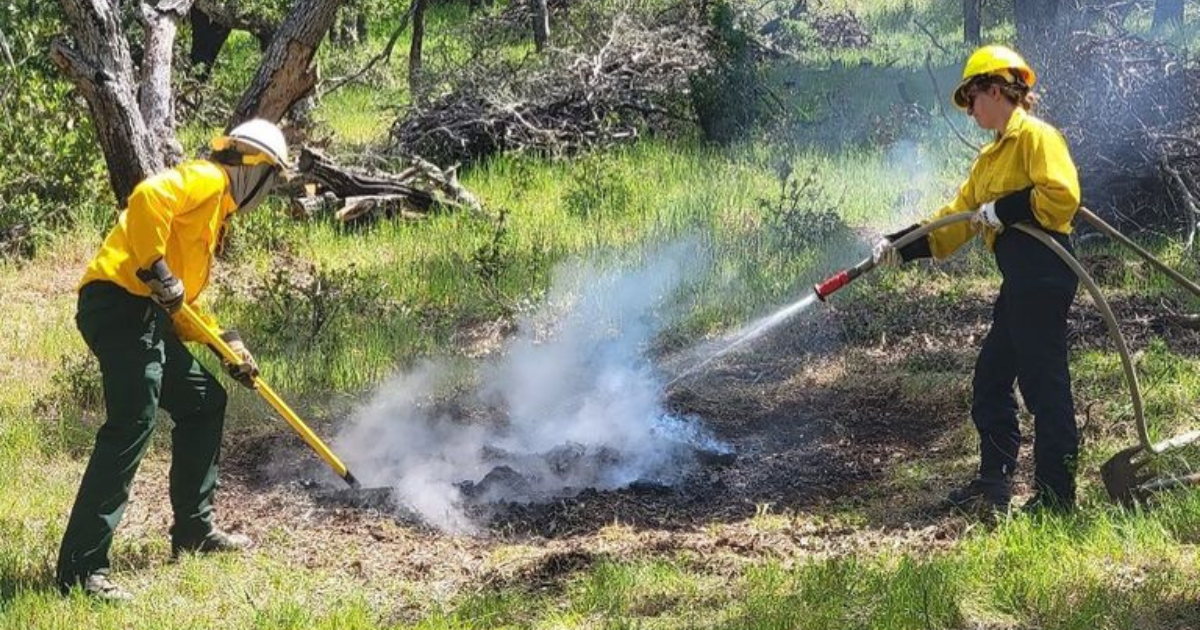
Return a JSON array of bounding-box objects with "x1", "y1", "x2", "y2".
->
[
  {"x1": 136, "y1": 258, "x2": 184, "y2": 313},
  {"x1": 972, "y1": 201, "x2": 1002, "y2": 230},
  {"x1": 220, "y1": 330, "x2": 259, "y2": 389},
  {"x1": 871, "y1": 237, "x2": 901, "y2": 268}
]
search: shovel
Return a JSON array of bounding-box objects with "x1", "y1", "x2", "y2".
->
[
  {"x1": 1077, "y1": 207, "x2": 1200, "y2": 506},
  {"x1": 178, "y1": 303, "x2": 364, "y2": 489}
]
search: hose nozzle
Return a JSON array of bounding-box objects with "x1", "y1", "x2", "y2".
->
[{"x1": 814, "y1": 257, "x2": 876, "y2": 301}]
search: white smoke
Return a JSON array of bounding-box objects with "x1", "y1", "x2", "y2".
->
[{"x1": 335, "y1": 241, "x2": 725, "y2": 532}]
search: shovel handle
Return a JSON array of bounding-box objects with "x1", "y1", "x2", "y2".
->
[
  {"x1": 178, "y1": 303, "x2": 360, "y2": 488},
  {"x1": 1078, "y1": 206, "x2": 1200, "y2": 299}
]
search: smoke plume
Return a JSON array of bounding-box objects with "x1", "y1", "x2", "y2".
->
[{"x1": 335, "y1": 241, "x2": 726, "y2": 532}]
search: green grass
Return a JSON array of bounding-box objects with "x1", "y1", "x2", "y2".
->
[{"x1": 8, "y1": 1, "x2": 1200, "y2": 627}]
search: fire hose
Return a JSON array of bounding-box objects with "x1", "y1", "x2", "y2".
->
[{"x1": 813, "y1": 209, "x2": 1200, "y2": 505}]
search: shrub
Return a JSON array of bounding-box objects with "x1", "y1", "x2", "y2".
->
[{"x1": 0, "y1": 3, "x2": 109, "y2": 258}]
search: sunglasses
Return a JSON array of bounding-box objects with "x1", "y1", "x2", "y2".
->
[{"x1": 961, "y1": 80, "x2": 999, "y2": 109}]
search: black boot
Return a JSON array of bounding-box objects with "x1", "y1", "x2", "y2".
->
[
  {"x1": 945, "y1": 477, "x2": 1012, "y2": 511},
  {"x1": 1021, "y1": 489, "x2": 1074, "y2": 515}
]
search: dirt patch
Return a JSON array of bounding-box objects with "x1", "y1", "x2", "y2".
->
[{"x1": 112, "y1": 278, "x2": 1200, "y2": 610}]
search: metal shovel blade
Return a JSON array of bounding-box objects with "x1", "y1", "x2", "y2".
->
[{"x1": 1101, "y1": 445, "x2": 1151, "y2": 507}]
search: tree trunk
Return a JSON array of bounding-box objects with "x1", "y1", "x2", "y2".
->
[
  {"x1": 228, "y1": 0, "x2": 342, "y2": 128},
  {"x1": 51, "y1": 0, "x2": 193, "y2": 204},
  {"x1": 138, "y1": 1, "x2": 189, "y2": 167},
  {"x1": 1014, "y1": 0, "x2": 1059, "y2": 50},
  {"x1": 963, "y1": 0, "x2": 981, "y2": 45},
  {"x1": 532, "y1": 0, "x2": 550, "y2": 52},
  {"x1": 333, "y1": 5, "x2": 363, "y2": 47},
  {"x1": 409, "y1": 0, "x2": 428, "y2": 102},
  {"x1": 55, "y1": 0, "x2": 339, "y2": 204},
  {"x1": 194, "y1": 0, "x2": 276, "y2": 50},
  {"x1": 189, "y1": 7, "x2": 232, "y2": 79},
  {"x1": 1153, "y1": 0, "x2": 1185, "y2": 27}
]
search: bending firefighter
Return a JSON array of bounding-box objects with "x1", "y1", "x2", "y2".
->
[
  {"x1": 873, "y1": 45, "x2": 1081, "y2": 513},
  {"x1": 56, "y1": 120, "x2": 288, "y2": 601}
]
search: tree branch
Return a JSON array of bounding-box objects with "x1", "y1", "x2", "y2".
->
[
  {"x1": 924, "y1": 53, "x2": 978, "y2": 156},
  {"x1": 228, "y1": 0, "x2": 343, "y2": 128},
  {"x1": 138, "y1": 0, "x2": 194, "y2": 167},
  {"x1": 321, "y1": 4, "x2": 415, "y2": 98}
]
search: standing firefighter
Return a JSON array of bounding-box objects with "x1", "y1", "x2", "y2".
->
[
  {"x1": 56, "y1": 120, "x2": 288, "y2": 601},
  {"x1": 873, "y1": 46, "x2": 1081, "y2": 513}
]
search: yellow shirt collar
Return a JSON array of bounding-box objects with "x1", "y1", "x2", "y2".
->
[
  {"x1": 980, "y1": 107, "x2": 1028, "y2": 155},
  {"x1": 1001, "y1": 106, "x2": 1028, "y2": 139}
]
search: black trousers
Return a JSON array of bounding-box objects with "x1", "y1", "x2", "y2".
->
[{"x1": 971, "y1": 228, "x2": 1079, "y2": 503}]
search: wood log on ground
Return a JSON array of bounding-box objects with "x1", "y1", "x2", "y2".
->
[
  {"x1": 335, "y1": 195, "x2": 434, "y2": 224},
  {"x1": 292, "y1": 148, "x2": 484, "y2": 225},
  {"x1": 289, "y1": 191, "x2": 341, "y2": 219},
  {"x1": 297, "y1": 148, "x2": 433, "y2": 207}
]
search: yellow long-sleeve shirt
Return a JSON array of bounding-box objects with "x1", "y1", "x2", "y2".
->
[
  {"x1": 924, "y1": 107, "x2": 1081, "y2": 259},
  {"x1": 79, "y1": 160, "x2": 235, "y2": 342}
]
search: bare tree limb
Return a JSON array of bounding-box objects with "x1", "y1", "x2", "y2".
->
[
  {"x1": 322, "y1": 4, "x2": 415, "y2": 98},
  {"x1": 138, "y1": 0, "x2": 194, "y2": 167},
  {"x1": 1161, "y1": 155, "x2": 1199, "y2": 250},
  {"x1": 924, "y1": 53, "x2": 979, "y2": 156},
  {"x1": 912, "y1": 18, "x2": 950, "y2": 57},
  {"x1": 0, "y1": 25, "x2": 13, "y2": 68}
]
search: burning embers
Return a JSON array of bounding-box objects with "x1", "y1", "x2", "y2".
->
[{"x1": 456, "y1": 414, "x2": 735, "y2": 504}]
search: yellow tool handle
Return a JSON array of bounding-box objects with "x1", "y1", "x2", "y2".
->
[{"x1": 178, "y1": 303, "x2": 360, "y2": 488}]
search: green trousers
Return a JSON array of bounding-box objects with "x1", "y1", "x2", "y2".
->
[{"x1": 56, "y1": 281, "x2": 227, "y2": 586}]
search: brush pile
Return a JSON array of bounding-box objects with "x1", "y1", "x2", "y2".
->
[
  {"x1": 389, "y1": 8, "x2": 712, "y2": 165},
  {"x1": 1039, "y1": 31, "x2": 1200, "y2": 241}
]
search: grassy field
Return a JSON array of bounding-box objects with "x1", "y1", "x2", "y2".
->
[{"x1": 5, "y1": 1, "x2": 1200, "y2": 628}]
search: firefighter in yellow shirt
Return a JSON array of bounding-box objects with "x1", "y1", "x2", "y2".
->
[
  {"x1": 873, "y1": 46, "x2": 1081, "y2": 514},
  {"x1": 56, "y1": 120, "x2": 288, "y2": 601}
]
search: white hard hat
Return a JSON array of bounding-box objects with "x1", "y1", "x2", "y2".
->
[{"x1": 211, "y1": 118, "x2": 289, "y2": 168}]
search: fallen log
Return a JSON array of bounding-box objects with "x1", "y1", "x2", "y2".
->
[
  {"x1": 292, "y1": 147, "x2": 486, "y2": 224},
  {"x1": 298, "y1": 147, "x2": 433, "y2": 207},
  {"x1": 335, "y1": 194, "x2": 435, "y2": 224}
]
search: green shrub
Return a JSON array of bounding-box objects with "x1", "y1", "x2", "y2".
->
[
  {"x1": 562, "y1": 158, "x2": 635, "y2": 219},
  {"x1": 0, "y1": 2, "x2": 109, "y2": 258},
  {"x1": 250, "y1": 260, "x2": 392, "y2": 348},
  {"x1": 759, "y1": 170, "x2": 849, "y2": 251},
  {"x1": 690, "y1": 1, "x2": 778, "y2": 144}
]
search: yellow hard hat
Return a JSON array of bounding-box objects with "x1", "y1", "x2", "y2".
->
[{"x1": 952, "y1": 45, "x2": 1037, "y2": 110}]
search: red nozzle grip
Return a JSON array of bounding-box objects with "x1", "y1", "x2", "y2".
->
[{"x1": 814, "y1": 270, "x2": 851, "y2": 301}]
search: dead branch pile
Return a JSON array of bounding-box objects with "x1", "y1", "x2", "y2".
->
[
  {"x1": 806, "y1": 12, "x2": 871, "y2": 49},
  {"x1": 290, "y1": 148, "x2": 482, "y2": 225},
  {"x1": 757, "y1": 2, "x2": 871, "y2": 52},
  {"x1": 389, "y1": 12, "x2": 712, "y2": 165},
  {"x1": 1039, "y1": 32, "x2": 1200, "y2": 240}
]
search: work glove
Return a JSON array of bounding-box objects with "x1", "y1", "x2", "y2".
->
[
  {"x1": 219, "y1": 330, "x2": 259, "y2": 389},
  {"x1": 871, "y1": 237, "x2": 901, "y2": 268},
  {"x1": 972, "y1": 201, "x2": 1002, "y2": 230},
  {"x1": 136, "y1": 258, "x2": 185, "y2": 314}
]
